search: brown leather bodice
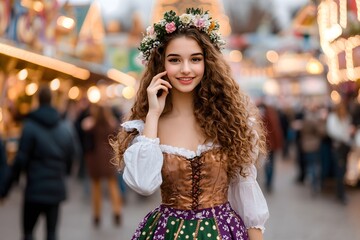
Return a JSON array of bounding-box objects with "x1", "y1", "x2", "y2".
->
[{"x1": 160, "y1": 150, "x2": 229, "y2": 210}]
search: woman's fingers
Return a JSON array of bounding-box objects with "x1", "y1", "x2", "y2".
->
[
  {"x1": 146, "y1": 71, "x2": 171, "y2": 114},
  {"x1": 148, "y1": 83, "x2": 164, "y2": 95},
  {"x1": 150, "y1": 84, "x2": 169, "y2": 95},
  {"x1": 152, "y1": 71, "x2": 167, "y2": 82},
  {"x1": 157, "y1": 79, "x2": 172, "y2": 89},
  {"x1": 148, "y1": 78, "x2": 172, "y2": 95},
  {"x1": 150, "y1": 71, "x2": 167, "y2": 86}
]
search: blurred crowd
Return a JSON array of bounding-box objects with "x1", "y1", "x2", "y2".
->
[
  {"x1": 0, "y1": 86, "x2": 126, "y2": 239},
  {"x1": 257, "y1": 96, "x2": 360, "y2": 205}
]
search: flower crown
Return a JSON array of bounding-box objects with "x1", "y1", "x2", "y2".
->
[{"x1": 139, "y1": 8, "x2": 226, "y2": 64}]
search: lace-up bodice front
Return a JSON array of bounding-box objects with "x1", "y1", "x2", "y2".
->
[{"x1": 161, "y1": 149, "x2": 229, "y2": 210}]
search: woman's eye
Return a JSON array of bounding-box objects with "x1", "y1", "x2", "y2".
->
[
  {"x1": 168, "y1": 58, "x2": 180, "y2": 63},
  {"x1": 192, "y1": 58, "x2": 203, "y2": 62}
]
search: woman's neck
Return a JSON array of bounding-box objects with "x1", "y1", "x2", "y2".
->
[{"x1": 169, "y1": 90, "x2": 194, "y2": 117}]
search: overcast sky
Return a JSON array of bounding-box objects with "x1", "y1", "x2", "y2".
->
[
  {"x1": 58, "y1": 0, "x2": 153, "y2": 22},
  {"x1": 58, "y1": 0, "x2": 308, "y2": 31}
]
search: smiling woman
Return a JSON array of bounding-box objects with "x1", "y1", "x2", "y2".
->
[{"x1": 110, "y1": 8, "x2": 269, "y2": 240}]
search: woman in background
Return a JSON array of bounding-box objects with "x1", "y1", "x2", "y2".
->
[{"x1": 82, "y1": 104, "x2": 122, "y2": 226}]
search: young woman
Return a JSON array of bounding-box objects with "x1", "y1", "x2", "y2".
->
[{"x1": 111, "y1": 8, "x2": 269, "y2": 240}]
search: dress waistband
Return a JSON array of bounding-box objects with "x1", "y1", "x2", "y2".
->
[{"x1": 159, "y1": 202, "x2": 233, "y2": 220}]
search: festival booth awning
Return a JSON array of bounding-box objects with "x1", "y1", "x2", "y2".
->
[
  {"x1": 0, "y1": 0, "x2": 139, "y2": 107},
  {"x1": 0, "y1": 0, "x2": 142, "y2": 142}
]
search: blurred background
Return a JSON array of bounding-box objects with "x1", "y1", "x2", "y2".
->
[{"x1": 0, "y1": 0, "x2": 360, "y2": 239}]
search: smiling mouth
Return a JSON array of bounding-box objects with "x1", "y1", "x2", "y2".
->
[
  {"x1": 177, "y1": 77, "x2": 195, "y2": 81},
  {"x1": 177, "y1": 77, "x2": 195, "y2": 85}
]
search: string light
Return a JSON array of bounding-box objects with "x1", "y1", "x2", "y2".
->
[
  {"x1": 330, "y1": 90, "x2": 341, "y2": 104},
  {"x1": 17, "y1": 69, "x2": 28, "y2": 81},
  {"x1": 266, "y1": 50, "x2": 279, "y2": 63},
  {"x1": 106, "y1": 84, "x2": 116, "y2": 98},
  {"x1": 329, "y1": 0, "x2": 338, "y2": 26},
  {"x1": 57, "y1": 16, "x2": 75, "y2": 30},
  {"x1": 229, "y1": 50, "x2": 242, "y2": 62},
  {"x1": 50, "y1": 78, "x2": 60, "y2": 91},
  {"x1": 122, "y1": 86, "x2": 135, "y2": 99},
  {"x1": 318, "y1": 1, "x2": 360, "y2": 84},
  {"x1": 33, "y1": 0, "x2": 44, "y2": 12},
  {"x1": 25, "y1": 83, "x2": 38, "y2": 96},
  {"x1": 68, "y1": 86, "x2": 80, "y2": 100},
  {"x1": 306, "y1": 58, "x2": 324, "y2": 75},
  {"x1": 339, "y1": 0, "x2": 347, "y2": 28},
  {"x1": 87, "y1": 86, "x2": 101, "y2": 103}
]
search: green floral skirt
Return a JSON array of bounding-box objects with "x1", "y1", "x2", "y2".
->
[{"x1": 132, "y1": 202, "x2": 249, "y2": 240}]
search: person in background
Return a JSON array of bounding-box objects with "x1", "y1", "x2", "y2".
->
[
  {"x1": 74, "y1": 97, "x2": 90, "y2": 180},
  {"x1": 300, "y1": 103, "x2": 325, "y2": 195},
  {"x1": 279, "y1": 106, "x2": 293, "y2": 160},
  {"x1": 0, "y1": 85, "x2": 77, "y2": 240},
  {"x1": 61, "y1": 99, "x2": 82, "y2": 176},
  {"x1": 82, "y1": 104, "x2": 122, "y2": 227},
  {"x1": 257, "y1": 100, "x2": 283, "y2": 193},
  {"x1": 317, "y1": 104, "x2": 334, "y2": 188},
  {"x1": 111, "y1": 8, "x2": 269, "y2": 240},
  {"x1": 111, "y1": 106, "x2": 129, "y2": 202},
  {"x1": 326, "y1": 101, "x2": 354, "y2": 205},
  {"x1": 293, "y1": 104, "x2": 306, "y2": 184}
]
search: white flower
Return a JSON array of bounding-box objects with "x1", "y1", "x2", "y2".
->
[
  {"x1": 179, "y1": 13, "x2": 193, "y2": 24},
  {"x1": 146, "y1": 26, "x2": 157, "y2": 39},
  {"x1": 203, "y1": 19, "x2": 211, "y2": 28},
  {"x1": 146, "y1": 26, "x2": 154, "y2": 35},
  {"x1": 160, "y1": 19, "x2": 167, "y2": 26},
  {"x1": 144, "y1": 36, "x2": 153, "y2": 43},
  {"x1": 217, "y1": 39, "x2": 226, "y2": 47}
]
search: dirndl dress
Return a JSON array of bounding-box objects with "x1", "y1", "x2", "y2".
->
[{"x1": 130, "y1": 151, "x2": 249, "y2": 240}]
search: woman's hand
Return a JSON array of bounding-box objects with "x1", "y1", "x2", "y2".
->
[{"x1": 146, "y1": 71, "x2": 172, "y2": 117}]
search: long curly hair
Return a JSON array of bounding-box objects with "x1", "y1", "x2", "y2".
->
[{"x1": 110, "y1": 27, "x2": 267, "y2": 179}]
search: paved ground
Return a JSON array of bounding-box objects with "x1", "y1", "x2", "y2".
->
[{"x1": 1, "y1": 155, "x2": 360, "y2": 240}]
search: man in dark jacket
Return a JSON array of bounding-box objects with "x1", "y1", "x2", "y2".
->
[{"x1": 0, "y1": 85, "x2": 77, "y2": 240}]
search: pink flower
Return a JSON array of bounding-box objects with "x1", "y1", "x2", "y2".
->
[
  {"x1": 165, "y1": 22, "x2": 176, "y2": 33},
  {"x1": 146, "y1": 26, "x2": 156, "y2": 39},
  {"x1": 194, "y1": 18, "x2": 206, "y2": 28},
  {"x1": 142, "y1": 59, "x2": 148, "y2": 65},
  {"x1": 146, "y1": 26, "x2": 155, "y2": 35}
]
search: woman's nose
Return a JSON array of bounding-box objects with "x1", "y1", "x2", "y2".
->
[{"x1": 180, "y1": 61, "x2": 191, "y2": 74}]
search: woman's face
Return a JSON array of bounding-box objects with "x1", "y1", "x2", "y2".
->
[{"x1": 164, "y1": 36, "x2": 205, "y2": 93}]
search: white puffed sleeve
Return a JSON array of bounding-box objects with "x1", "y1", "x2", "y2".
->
[
  {"x1": 228, "y1": 165, "x2": 269, "y2": 233},
  {"x1": 228, "y1": 116, "x2": 269, "y2": 232},
  {"x1": 121, "y1": 120, "x2": 163, "y2": 196}
]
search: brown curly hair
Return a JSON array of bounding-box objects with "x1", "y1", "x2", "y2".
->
[{"x1": 110, "y1": 27, "x2": 267, "y2": 179}]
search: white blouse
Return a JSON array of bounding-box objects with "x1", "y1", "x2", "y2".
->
[
  {"x1": 326, "y1": 112, "x2": 352, "y2": 145},
  {"x1": 122, "y1": 120, "x2": 269, "y2": 232}
]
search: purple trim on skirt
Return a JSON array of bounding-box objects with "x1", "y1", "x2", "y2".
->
[{"x1": 132, "y1": 202, "x2": 249, "y2": 240}]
